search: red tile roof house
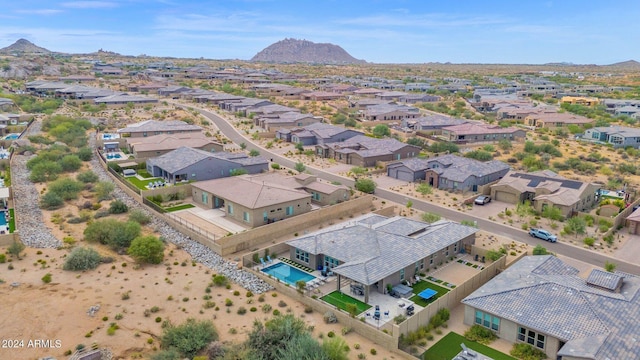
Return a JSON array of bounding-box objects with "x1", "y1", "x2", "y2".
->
[
  {"x1": 440, "y1": 123, "x2": 526, "y2": 144},
  {"x1": 317, "y1": 135, "x2": 420, "y2": 167}
]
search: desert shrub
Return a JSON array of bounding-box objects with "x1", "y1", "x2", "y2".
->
[
  {"x1": 584, "y1": 237, "x2": 595, "y2": 246},
  {"x1": 77, "y1": 171, "x2": 99, "y2": 183},
  {"x1": 237, "y1": 307, "x2": 247, "y2": 315},
  {"x1": 109, "y1": 200, "x2": 128, "y2": 214},
  {"x1": 160, "y1": 318, "x2": 218, "y2": 358},
  {"x1": 128, "y1": 236, "x2": 165, "y2": 264},
  {"x1": 212, "y1": 274, "x2": 229, "y2": 287},
  {"x1": 95, "y1": 181, "x2": 115, "y2": 201},
  {"x1": 83, "y1": 219, "x2": 141, "y2": 250},
  {"x1": 323, "y1": 311, "x2": 338, "y2": 324},
  {"x1": 60, "y1": 155, "x2": 82, "y2": 172},
  {"x1": 47, "y1": 177, "x2": 84, "y2": 201},
  {"x1": 41, "y1": 273, "x2": 52, "y2": 283},
  {"x1": 77, "y1": 147, "x2": 93, "y2": 161},
  {"x1": 0, "y1": 254, "x2": 5, "y2": 263},
  {"x1": 40, "y1": 191, "x2": 64, "y2": 210},
  {"x1": 63, "y1": 247, "x2": 102, "y2": 271},
  {"x1": 128, "y1": 209, "x2": 151, "y2": 225},
  {"x1": 29, "y1": 161, "x2": 62, "y2": 183}
]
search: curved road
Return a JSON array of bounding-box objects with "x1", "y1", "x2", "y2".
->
[{"x1": 182, "y1": 104, "x2": 640, "y2": 275}]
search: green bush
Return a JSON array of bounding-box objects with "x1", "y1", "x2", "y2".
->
[
  {"x1": 510, "y1": 343, "x2": 547, "y2": 360},
  {"x1": 48, "y1": 177, "x2": 84, "y2": 201},
  {"x1": 77, "y1": 171, "x2": 99, "y2": 183},
  {"x1": 41, "y1": 273, "x2": 52, "y2": 283},
  {"x1": 583, "y1": 237, "x2": 595, "y2": 246},
  {"x1": 354, "y1": 179, "x2": 376, "y2": 194},
  {"x1": 83, "y1": 219, "x2": 141, "y2": 250},
  {"x1": 109, "y1": 200, "x2": 128, "y2": 214},
  {"x1": 40, "y1": 191, "x2": 64, "y2": 210},
  {"x1": 63, "y1": 247, "x2": 102, "y2": 271},
  {"x1": 160, "y1": 318, "x2": 218, "y2": 358},
  {"x1": 212, "y1": 274, "x2": 229, "y2": 287},
  {"x1": 464, "y1": 324, "x2": 497, "y2": 345},
  {"x1": 60, "y1": 155, "x2": 82, "y2": 172},
  {"x1": 128, "y1": 209, "x2": 151, "y2": 225},
  {"x1": 128, "y1": 236, "x2": 165, "y2": 264},
  {"x1": 77, "y1": 147, "x2": 93, "y2": 161}
]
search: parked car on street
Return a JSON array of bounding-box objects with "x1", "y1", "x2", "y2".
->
[
  {"x1": 529, "y1": 228, "x2": 557, "y2": 243},
  {"x1": 474, "y1": 195, "x2": 491, "y2": 205}
]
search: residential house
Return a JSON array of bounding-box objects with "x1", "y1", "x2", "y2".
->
[
  {"x1": 403, "y1": 115, "x2": 469, "y2": 133},
  {"x1": 462, "y1": 255, "x2": 640, "y2": 360},
  {"x1": 524, "y1": 112, "x2": 593, "y2": 129},
  {"x1": 220, "y1": 98, "x2": 273, "y2": 114},
  {"x1": 126, "y1": 133, "x2": 223, "y2": 159},
  {"x1": 117, "y1": 120, "x2": 202, "y2": 138},
  {"x1": 490, "y1": 170, "x2": 600, "y2": 217},
  {"x1": 246, "y1": 104, "x2": 298, "y2": 117},
  {"x1": 93, "y1": 94, "x2": 158, "y2": 106},
  {"x1": 0, "y1": 98, "x2": 14, "y2": 110},
  {"x1": 191, "y1": 175, "x2": 312, "y2": 228},
  {"x1": 625, "y1": 207, "x2": 640, "y2": 235},
  {"x1": 256, "y1": 112, "x2": 322, "y2": 132},
  {"x1": 398, "y1": 94, "x2": 441, "y2": 104},
  {"x1": 387, "y1": 154, "x2": 510, "y2": 191},
  {"x1": 582, "y1": 126, "x2": 640, "y2": 148},
  {"x1": 246, "y1": 172, "x2": 350, "y2": 206},
  {"x1": 287, "y1": 214, "x2": 478, "y2": 302},
  {"x1": 360, "y1": 104, "x2": 420, "y2": 121},
  {"x1": 348, "y1": 98, "x2": 394, "y2": 110},
  {"x1": 441, "y1": 123, "x2": 526, "y2": 143},
  {"x1": 146, "y1": 146, "x2": 268, "y2": 183},
  {"x1": 561, "y1": 96, "x2": 601, "y2": 106},
  {"x1": 316, "y1": 135, "x2": 420, "y2": 167},
  {"x1": 276, "y1": 122, "x2": 363, "y2": 145},
  {"x1": 301, "y1": 91, "x2": 343, "y2": 101},
  {"x1": 156, "y1": 85, "x2": 191, "y2": 97}
]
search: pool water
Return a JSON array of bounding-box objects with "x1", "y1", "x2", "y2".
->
[
  {"x1": 0, "y1": 213, "x2": 6, "y2": 226},
  {"x1": 106, "y1": 153, "x2": 122, "y2": 159},
  {"x1": 4, "y1": 134, "x2": 19, "y2": 140},
  {"x1": 262, "y1": 262, "x2": 316, "y2": 286}
]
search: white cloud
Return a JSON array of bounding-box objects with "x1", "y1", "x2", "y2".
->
[{"x1": 15, "y1": 9, "x2": 63, "y2": 15}]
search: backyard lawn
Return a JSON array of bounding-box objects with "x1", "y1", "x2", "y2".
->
[
  {"x1": 409, "y1": 280, "x2": 451, "y2": 307},
  {"x1": 165, "y1": 204, "x2": 195, "y2": 212},
  {"x1": 321, "y1": 291, "x2": 371, "y2": 315},
  {"x1": 422, "y1": 332, "x2": 516, "y2": 360},
  {"x1": 8, "y1": 208, "x2": 15, "y2": 233},
  {"x1": 128, "y1": 176, "x2": 163, "y2": 190},
  {"x1": 137, "y1": 169, "x2": 153, "y2": 178}
]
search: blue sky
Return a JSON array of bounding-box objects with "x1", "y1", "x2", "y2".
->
[{"x1": 1, "y1": 0, "x2": 639, "y2": 64}]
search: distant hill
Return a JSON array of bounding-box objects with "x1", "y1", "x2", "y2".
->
[
  {"x1": 251, "y1": 38, "x2": 366, "y2": 64},
  {"x1": 0, "y1": 39, "x2": 52, "y2": 55},
  {"x1": 606, "y1": 60, "x2": 640, "y2": 69}
]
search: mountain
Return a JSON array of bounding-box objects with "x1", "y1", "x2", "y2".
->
[
  {"x1": 0, "y1": 39, "x2": 52, "y2": 55},
  {"x1": 606, "y1": 60, "x2": 640, "y2": 69},
  {"x1": 251, "y1": 38, "x2": 366, "y2": 64}
]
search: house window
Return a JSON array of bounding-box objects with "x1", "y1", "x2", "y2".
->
[
  {"x1": 475, "y1": 310, "x2": 500, "y2": 332},
  {"x1": 286, "y1": 206, "x2": 294, "y2": 216},
  {"x1": 430, "y1": 254, "x2": 434, "y2": 264},
  {"x1": 454, "y1": 242, "x2": 458, "y2": 252},
  {"x1": 201, "y1": 192, "x2": 208, "y2": 204},
  {"x1": 227, "y1": 204, "x2": 233, "y2": 215},
  {"x1": 295, "y1": 249, "x2": 309, "y2": 264},
  {"x1": 400, "y1": 268, "x2": 405, "y2": 281},
  {"x1": 312, "y1": 192, "x2": 321, "y2": 201},
  {"x1": 263, "y1": 211, "x2": 268, "y2": 222},
  {"x1": 325, "y1": 256, "x2": 339, "y2": 269},
  {"x1": 243, "y1": 212, "x2": 250, "y2": 223},
  {"x1": 143, "y1": 132, "x2": 148, "y2": 137},
  {"x1": 518, "y1": 327, "x2": 545, "y2": 349}
]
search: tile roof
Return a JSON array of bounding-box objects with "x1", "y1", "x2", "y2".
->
[
  {"x1": 331, "y1": 135, "x2": 418, "y2": 156},
  {"x1": 117, "y1": 120, "x2": 202, "y2": 134},
  {"x1": 287, "y1": 215, "x2": 477, "y2": 285},
  {"x1": 463, "y1": 255, "x2": 640, "y2": 360},
  {"x1": 129, "y1": 133, "x2": 221, "y2": 153},
  {"x1": 192, "y1": 175, "x2": 310, "y2": 209},
  {"x1": 148, "y1": 146, "x2": 267, "y2": 173},
  {"x1": 442, "y1": 122, "x2": 523, "y2": 135},
  {"x1": 388, "y1": 154, "x2": 510, "y2": 182}
]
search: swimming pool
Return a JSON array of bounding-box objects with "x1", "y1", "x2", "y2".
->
[
  {"x1": 106, "y1": 153, "x2": 122, "y2": 159},
  {"x1": 0, "y1": 213, "x2": 6, "y2": 226},
  {"x1": 262, "y1": 262, "x2": 316, "y2": 286},
  {"x1": 4, "y1": 134, "x2": 19, "y2": 140}
]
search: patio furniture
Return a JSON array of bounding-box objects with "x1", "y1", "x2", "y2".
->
[
  {"x1": 405, "y1": 304, "x2": 415, "y2": 316},
  {"x1": 460, "y1": 343, "x2": 477, "y2": 358},
  {"x1": 373, "y1": 305, "x2": 380, "y2": 320},
  {"x1": 391, "y1": 284, "x2": 413, "y2": 298},
  {"x1": 260, "y1": 258, "x2": 266, "y2": 267},
  {"x1": 384, "y1": 310, "x2": 389, "y2": 318},
  {"x1": 350, "y1": 284, "x2": 364, "y2": 296},
  {"x1": 266, "y1": 255, "x2": 272, "y2": 263}
]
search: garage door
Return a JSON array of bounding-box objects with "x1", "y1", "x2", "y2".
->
[
  {"x1": 494, "y1": 191, "x2": 516, "y2": 203},
  {"x1": 395, "y1": 170, "x2": 414, "y2": 182}
]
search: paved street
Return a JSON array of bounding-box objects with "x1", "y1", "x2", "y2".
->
[{"x1": 186, "y1": 104, "x2": 640, "y2": 275}]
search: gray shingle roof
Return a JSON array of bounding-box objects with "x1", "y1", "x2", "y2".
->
[
  {"x1": 147, "y1": 146, "x2": 267, "y2": 173},
  {"x1": 117, "y1": 120, "x2": 202, "y2": 134},
  {"x1": 462, "y1": 255, "x2": 640, "y2": 360},
  {"x1": 287, "y1": 216, "x2": 477, "y2": 285},
  {"x1": 388, "y1": 154, "x2": 510, "y2": 182},
  {"x1": 586, "y1": 269, "x2": 624, "y2": 292}
]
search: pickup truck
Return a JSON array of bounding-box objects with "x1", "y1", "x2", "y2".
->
[{"x1": 529, "y1": 228, "x2": 557, "y2": 243}]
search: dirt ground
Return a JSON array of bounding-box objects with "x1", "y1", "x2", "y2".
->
[{"x1": 0, "y1": 245, "x2": 400, "y2": 360}]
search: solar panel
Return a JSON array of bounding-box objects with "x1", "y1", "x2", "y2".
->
[{"x1": 510, "y1": 173, "x2": 583, "y2": 190}]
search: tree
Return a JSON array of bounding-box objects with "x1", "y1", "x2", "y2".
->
[
  {"x1": 95, "y1": 181, "x2": 115, "y2": 201},
  {"x1": 416, "y1": 183, "x2": 433, "y2": 195},
  {"x1": 295, "y1": 142, "x2": 304, "y2": 153},
  {"x1": 498, "y1": 139, "x2": 513, "y2": 151},
  {"x1": 294, "y1": 162, "x2": 306, "y2": 173},
  {"x1": 249, "y1": 149, "x2": 260, "y2": 157},
  {"x1": 564, "y1": 216, "x2": 586, "y2": 237},
  {"x1": 48, "y1": 177, "x2": 84, "y2": 201},
  {"x1": 532, "y1": 245, "x2": 549, "y2": 255},
  {"x1": 240, "y1": 142, "x2": 247, "y2": 150},
  {"x1": 128, "y1": 236, "x2": 165, "y2": 264},
  {"x1": 247, "y1": 314, "x2": 310, "y2": 360},
  {"x1": 321, "y1": 337, "x2": 349, "y2": 360},
  {"x1": 372, "y1": 124, "x2": 390, "y2": 138},
  {"x1": 8, "y1": 241, "x2": 25, "y2": 259},
  {"x1": 40, "y1": 191, "x2": 64, "y2": 209},
  {"x1": 63, "y1": 247, "x2": 102, "y2": 271},
  {"x1": 84, "y1": 219, "x2": 141, "y2": 250},
  {"x1": 422, "y1": 212, "x2": 441, "y2": 224},
  {"x1": 604, "y1": 261, "x2": 617, "y2": 273},
  {"x1": 354, "y1": 178, "x2": 376, "y2": 194},
  {"x1": 77, "y1": 147, "x2": 93, "y2": 161},
  {"x1": 161, "y1": 318, "x2": 218, "y2": 358},
  {"x1": 516, "y1": 200, "x2": 534, "y2": 221},
  {"x1": 77, "y1": 170, "x2": 99, "y2": 183},
  {"x1": 29, "y1": 161, "x2": 62, "y2": 182}
]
